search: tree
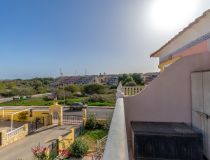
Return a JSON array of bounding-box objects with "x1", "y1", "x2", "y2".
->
[
  {"x1": 83, "y1": 84, "x2": 106, "y2": 95},
  {"x1": 125, "y1": 81, "x2": 137, "y2": 86},
  {"x1": 118, "y1": 74, "x2": 129, "y2": 83},
  {"x1": 12, "y1": 87, "x2": 35, "y2": 96},
  {"x1": 131, "y1": 73, "x2": 144, "y2": 85},
  {"x1": 119, "y1": 73, "x2": 144, "y2": 86},
  {"x1": 37, "y1": 86, "x2": 47, "y2": 94},
  {"x1": 65, "y1": 84, "x2": 80, "y2": 93}
]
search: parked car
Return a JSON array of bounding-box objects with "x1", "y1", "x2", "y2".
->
[
  {"x1": 70, "y1": 102, "x2": 87, "y2": 111},
  {"x1": 13, "y1": 96, "x2": 20, "y2": 100}
]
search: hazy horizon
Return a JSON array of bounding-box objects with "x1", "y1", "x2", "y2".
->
[{"x1": 1, "y1": 0, "x2": 210, "y2": 79}]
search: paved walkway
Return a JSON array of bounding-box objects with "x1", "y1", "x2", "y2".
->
[{"x1": 0, "y1": 125, "x2": 73, "y2": 160}]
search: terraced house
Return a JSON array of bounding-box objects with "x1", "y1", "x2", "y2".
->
[{"x1": 104, "y1": 9, "x2": 210, "y2": 160}]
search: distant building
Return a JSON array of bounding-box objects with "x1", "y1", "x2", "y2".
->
[
  {"x1": 75, "y1": 75, "x2": 97, "y2": 85},
  {"x1": 106, "y1": 75, "x2": 119, "y2": 86},
  {"x1": 143, "y1": 72, "x2": 159, "y2": 84},
  {"x1": 53, "y1": 76, "x2": 81, "y2": 86}
]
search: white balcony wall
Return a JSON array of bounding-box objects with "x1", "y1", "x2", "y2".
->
[{"x1": 103, "y1": 98, "x2": 129, "y2": 160}]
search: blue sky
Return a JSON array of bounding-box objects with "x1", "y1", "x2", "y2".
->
[{"x1": 0, "y1": 0, "x2": 210, "y2": 79}]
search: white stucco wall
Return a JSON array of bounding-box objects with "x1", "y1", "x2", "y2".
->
[{"x1": 103, "y1": 98, "x2": 129, "y2": 160}]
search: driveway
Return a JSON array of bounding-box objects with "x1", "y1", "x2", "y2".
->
[{"x1": 0, "y1": 125, "x2": 74, "y2": 160}]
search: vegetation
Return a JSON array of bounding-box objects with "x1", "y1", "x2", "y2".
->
[
  {"x1": 84, "y1": 94, "x2": 115, "y2": 106},
  {"x1": 85, "y1": 114, "x2": 97, "y2": 130},
  {"x1": 69, "y1": 138, "x2": 89, "y2": 158},
  {"x1": 87, "y1": 102, "x2": 113, "y2": 106},
  {"x1": 81, "y1": 129, "x2": 108, "y2": 141},
  {"x1": 83, "y1": 84, "x2": 106, "y2": 95},
  {"x1": 119, "y1": 73, "x2": 144, "y2": 86},
  {"x1": 0, "y1": 78, "x2": 54, "y2": 97},
  {"x1": 0, "y1": 79, "x2": 116, "y2": 107},
  {"x1": 64, "y1": 84, "x2": 80, "y2": 93},
  {"x1": 79, "y1": 129, "x2": 108, "y2": 152},
  {"x1": 17, "y1": 111, "x2": 29, "y2": 121},
  {"x1": 0, "y1": 98, "x2": 53, "y2": 106},
  {"x1": 31, "y1": 144, "x2": 48, "y2": 160},
  {"x1": 125, "y1": 81, "x2": 137, "y2": 86}
]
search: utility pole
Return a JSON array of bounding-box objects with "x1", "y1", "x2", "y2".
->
[
  {"x1": 85, "y1": 69, "x2": 87, "y2": 76},
  {"x1": 60, "y1": 68, "x2": 65, "y2": 106}
]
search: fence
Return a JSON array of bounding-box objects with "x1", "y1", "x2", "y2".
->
[
  {"x1": 63, "y1": 115, "x2": 83, "y2": 125},
  {"x1": 28, "y1": 117, "x2": 44, "y2": 133},
  {"x1": 74, "y1": 124, "x2": 83, "y2": 138},
  {"x1": 92, "y1": 136, "x2": 108, "y2": 160},
  {"x1": 48, "y1": 139, "x2": 58, "y2": 158}
]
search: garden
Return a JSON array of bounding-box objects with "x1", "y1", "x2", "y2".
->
[{"x1": 32, "y1": 114, "x2": 110, "y2": 160}]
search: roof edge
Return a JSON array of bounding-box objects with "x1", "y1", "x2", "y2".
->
[{"x1": 150, "y1": 9, "x2": 210, "y2": 58}]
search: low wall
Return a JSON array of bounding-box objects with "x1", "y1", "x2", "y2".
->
[
  {"x1": 0, "y1": 124, "x2": 28, "y2": 147},
  {"x1": 58, "y1": 128, "x2": 75, "y2": 151},
  {"x1": 0, "y1": 109, "x2": 49, "y2": 122}
]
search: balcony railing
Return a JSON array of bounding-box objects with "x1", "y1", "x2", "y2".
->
[
  {"x1": 6, "y1": 125, "x2": 25, "y2": 140},
  {"x1": 123, "y1": 86, "x2": 144, "y2": 96}
]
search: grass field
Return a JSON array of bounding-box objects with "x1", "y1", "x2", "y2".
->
[
  {"x1": 79, "y1": 129, "x2": 108, "y2": 151},
  {"x1": 0, "y1": 96, "x2": 115, "y2": 106},
  {"x1": 0, "y1": 98, "x2": 53, "y2": 106}
]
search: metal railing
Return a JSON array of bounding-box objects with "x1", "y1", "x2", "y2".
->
[{"x1": 63, "y1": 115, "x2": 83, "y2": 125}]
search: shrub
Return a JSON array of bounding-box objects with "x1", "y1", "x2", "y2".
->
[
  {"x1": 96, "y1": 119, "x2": 111, "y2": 130},
  {"x1": 65, "y1": 84, "x2": 80, "y2": 93},
  {"x1": 125, "y1": 80, "x2": 137, "y2": 86},
  {"x1": 32, "y1": 144, "x2": 47, "y2": 160},
  {"x1": 85, "y1": 94, "x2": 115, "y2": 105},
  {"x1": 69, "y1": 139, "x2": 89, "y2": 158},
  {"x1": 85, "y1": 114, "x2": 96, "y2": 130},
  {"x1": 17, "y1": 111, "x2": 29, "y2": 121},
  {"x1": 87, "y1": 94, "x2": 106, "y2": 103},
  {"x1": 95, "y1": 120, "x2": 106, "y2": 129},
  {"x1": 83, "y1": 84, "x2": 106, "y2": 95}
]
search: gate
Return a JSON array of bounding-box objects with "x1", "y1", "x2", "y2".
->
[
  {"x1": 52, "y1": 111, "x2": 59, "y2": 125},
  {"x1": 29, "y1": 117, "x2": 44, "y2": 133},
  {"x1": 63, "y1": 115, "x2": 83, "y2": 125}
]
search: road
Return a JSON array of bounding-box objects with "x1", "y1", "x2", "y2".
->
[
  {"x1": 0, "y1": 93, "x2": 52, "y2": 104},
  {"x1": 1, "y1": 106, "x2": 114, "y2": 120},
  {"x1": 0, "y1": 97, "x2": 13, "y2": 103},
  {"x1": 64, "y1": 107, "x2": 114, "y2": 120},
  {"x1": 0, "y1": 125, "x2": 73, "y2": 160}
]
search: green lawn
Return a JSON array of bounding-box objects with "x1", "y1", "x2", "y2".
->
[
  {"x1": 0, "y1": 95, "x2": 115, "y2": 106},
  {"x1": 87, "y1": 102, "x2": 113, "y2": 106},
  {"x1": 81, "y1": 129, "x2": 108, "y2": 141}
]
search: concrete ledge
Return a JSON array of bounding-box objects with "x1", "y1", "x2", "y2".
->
[{"x1": 103, "y1": 98, "x2": 129, "y2": 160}]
